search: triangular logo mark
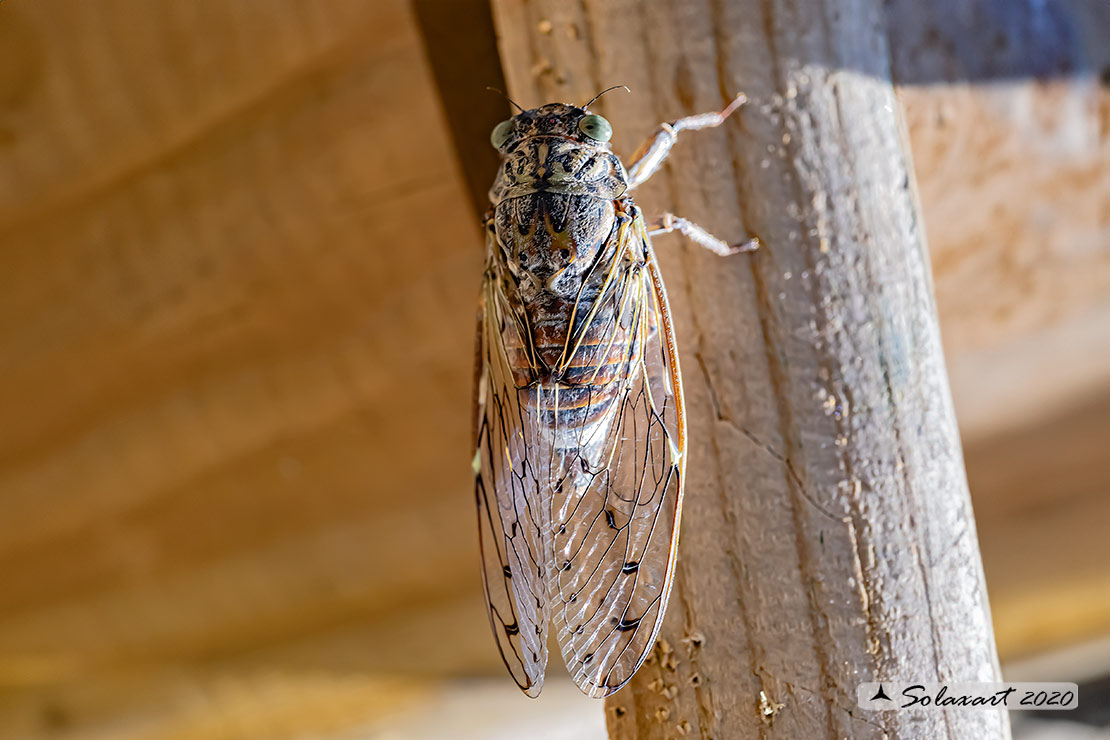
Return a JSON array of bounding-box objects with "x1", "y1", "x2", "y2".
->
[{"x1": 870, "y1": 684, "x2": 891, "y2": 701}]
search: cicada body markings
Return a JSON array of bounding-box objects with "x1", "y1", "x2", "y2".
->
[{"x1": 474, "y1": 92, "x2": 756, "y2": 698}]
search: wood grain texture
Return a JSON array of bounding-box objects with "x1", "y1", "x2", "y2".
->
[
  {"x1": 0, "y1": 670, "x2": 430, "y2": 740},
  {"x1": 889, "y1": 0, "x2": 1110, "y2": 665},
  {"x1": 0, "y1": 0, "x2": 495, "y2": 688},
  {"x1": 893, "y1": 0, "x2": 1110, "y2": 441},
  {"x1": 966, "y1": 392, "x2": 1110, "y2": 660},
  {"x1": 490, "y1": 0, "x2": 1007, "y2": 737},
  {"x1": 0, "y1": 1, "x2": 1105, "y2": 736}
]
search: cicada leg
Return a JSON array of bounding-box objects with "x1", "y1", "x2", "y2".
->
[
  {"x1": 646, "y1": 212, "x2": 760, "y2": 256},
  {"x1": 625, "y1": 94, "x2": 747, "y2": 191}
]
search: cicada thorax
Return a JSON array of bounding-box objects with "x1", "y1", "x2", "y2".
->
[
  {"x1": 495, "y1": 191, "x2": 641, "y2": 449},
  {"x1": 490, "y1": 136, "x2": 627, "y2": 203}
]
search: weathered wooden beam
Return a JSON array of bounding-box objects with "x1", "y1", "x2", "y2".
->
[
  {"x1": 966, "y1": 391, "x2": 1110, "y2": 660},
  {"x1": 490, "y1": 1, "x2": 1007, "y2": 737},
  {"x1": 0, "y1": 1, "x2": 1101, "y2": 727},
  {"x1": 0, "y1": 0, "x2": 492, "y2": 685},
  {"x1": 887, "y1": 0, "x2": 1110, "y2": 444}
]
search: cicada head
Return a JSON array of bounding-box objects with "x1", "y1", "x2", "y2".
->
[
  {"x1": 488, "y1": 103, "x2": 628, "y2": 205},
  {"x1": 490, "y1": 103, "x2": 614, "y2": 151}
]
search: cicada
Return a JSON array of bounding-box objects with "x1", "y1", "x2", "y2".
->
[{"x1": 473, "y1": 88, "x2": 755, "y2": 698}]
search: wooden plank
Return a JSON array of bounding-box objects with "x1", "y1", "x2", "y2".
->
[
  {"x1": 966, "y1": 391, "x2": 1110, "y2": 660},
  {"x1": 884, "y1": 0, "x2": 1110, "y2": 442},
  {"x1": 0, "y1": 674, "x2": 604, "y2": 740},
  {"x1": 0, "y1": 4, "x2": 1105, "y2": 733},
  {"x1": 0, "y1": 670, "x2": 429, "y2": 740},
  {"x1": 0, "y1": 0, "x2": 493, "y2": 685},
  {"x1": 490, "y1": 0, "x2": 1005, "y2": 737}
]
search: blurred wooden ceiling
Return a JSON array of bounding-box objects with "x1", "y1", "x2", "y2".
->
[{"x1": 0, "y1": 0, "x2": 1106, "y2": 736}]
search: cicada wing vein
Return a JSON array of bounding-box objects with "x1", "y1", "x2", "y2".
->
[
  {"x1": 474, "y1": 222, "x2": 551, "y2": 697},
  {"x1": 550, "y1": 207, "x2": 687, "y2": 698}
]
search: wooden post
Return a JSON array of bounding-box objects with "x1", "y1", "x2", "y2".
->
[{"x1": 490, "y1": 1, "x2": 1009, "y2": 737}]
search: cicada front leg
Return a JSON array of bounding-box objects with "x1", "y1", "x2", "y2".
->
[
  {"x1": 646, "y1": 213, "x2": 760, "y2": 256},
  {"x1": 625, "y1": 94, "x2": 747, "y2": 191},
  {"x1": 628, "y1": 95, "x2": 759, "y2": 257}
]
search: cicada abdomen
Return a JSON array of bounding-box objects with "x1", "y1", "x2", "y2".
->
[
  {"x1": 473, "y1": 93, "x2": 754, "y2": 698},
  {"x1": 496, "y1": 192, "x2": 636, "y2": 441}
]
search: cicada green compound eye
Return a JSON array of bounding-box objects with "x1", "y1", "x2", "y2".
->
[
  {"x1": 578, "y1": 114, "x2": 613, "y2": 142},
  {"x1": 490, "y1": 119, "x2": 514, "y2": 149}
]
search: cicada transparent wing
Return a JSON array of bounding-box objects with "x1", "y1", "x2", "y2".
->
[
  {"x1": 477, "y1": 95, "x2": 747, "y2": 699},
  {"x1": 475, "y1": 202, "x2": 686, "y2": 699},
  {"x1": 474, "y1": 217, "x2": 551, "y2": 697},
  {"x1": 547, "y1": 208, "x2": 686, "y2": 697}
]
